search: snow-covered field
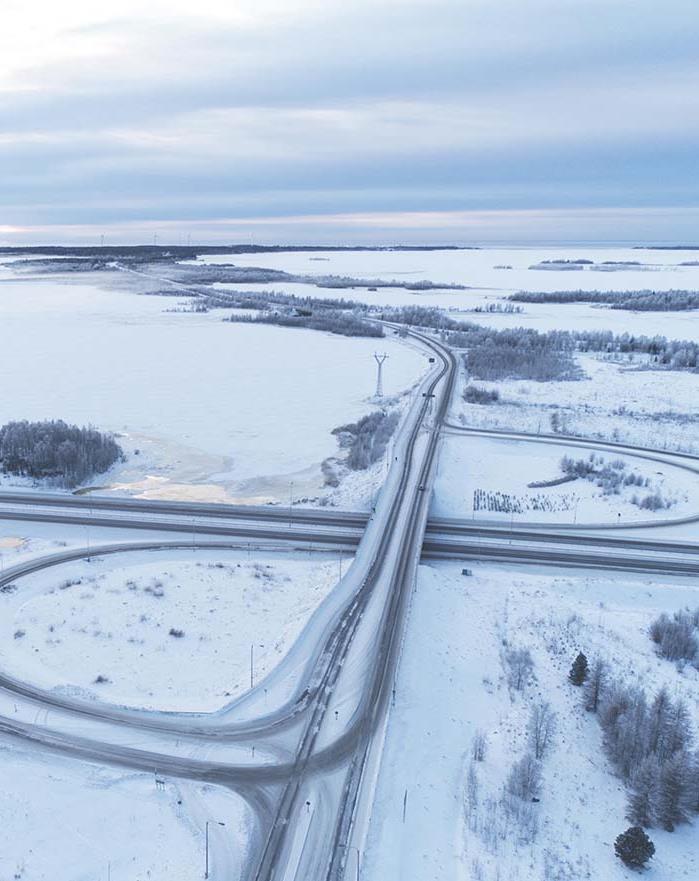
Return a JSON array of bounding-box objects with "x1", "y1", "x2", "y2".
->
[
  {"x1": 0, "y1": 264, "x2": 427, "y2": 507},
  {"x1": 0, "y1": 547, "x2": 346, "y2": 712},
  {"x1": 364, "y1": 561, "x2": 699, "y2": 881},
  {"x1": 457, "y1": 354, "x2": 699, "y2": 455},
  {"x1": 0, "y1": 747, "x2": 251, "y2": 881},
  {"x1": 433, "y1": 434, "x2": 697, "y2": 524},
  {"x1": 3, "y1": 246, "x2": 699, "y2": 879}
]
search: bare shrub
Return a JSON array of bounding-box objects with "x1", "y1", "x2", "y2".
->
[
  {"x1": 463, "y1": 385, "x2": 500, "y2": 404},
  {"x1": 506, "y1": 751, "x2": 542, "y2": 801},
  {"x1": 472, "y1": 729, "x2": 488, "y2": 762},
  {"x1": 649, "y1": 609, "x2": 699, "y2": 663}
]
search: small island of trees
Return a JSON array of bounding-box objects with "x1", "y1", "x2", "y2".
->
[{"x1": 0, "y1": 420, "x2": 124, "y2": 488}]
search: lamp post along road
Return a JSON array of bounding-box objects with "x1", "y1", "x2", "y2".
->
[{"x1": 205, "y1": 820, "x2": 226, "y2": 879}]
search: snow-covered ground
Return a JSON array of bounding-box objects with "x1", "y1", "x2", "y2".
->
[
  {"x1": 0, "y1": 747, "x2": 251, "y2": 881},
  {"x1": 457, "y1": 353, "x2": 699, "y2": 455},
  {"x1": 0, "y1": 264, "x2": 427, "y2": 507},
  {"x1": 194, "y1": 246, "x2": 699, "y2": 298},
  {"x1": 0, "y1": 547, "x2": 347, "y2": 712},
  {"x1": 364, "y1": 561, "x2": 699, "y2": 881},
  {"x1": 195, "y1": 247, "x2": 699, "y2": 341},
  {"x1": 433, "y1": 434, "x2": 697, "y2": 524}
]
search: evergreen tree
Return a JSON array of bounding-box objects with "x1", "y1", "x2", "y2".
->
[
  {"x1": 614, "y1": 826, "x2": 655, "y2": 868},
  {"x1": 568, "y1": 652, "x2": 588, "y2": 686}
]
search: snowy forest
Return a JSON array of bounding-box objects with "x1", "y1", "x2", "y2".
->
[{"x1": 0, "y1": 420, "x2": 123, "y2": 488}]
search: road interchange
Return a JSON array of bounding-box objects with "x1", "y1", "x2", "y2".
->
[{"x1": 1, "y1": 326, "x2": 699, "y2": 879}]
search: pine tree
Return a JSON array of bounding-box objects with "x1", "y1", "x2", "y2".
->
[
  {"x1": 614, "y1": 826, "x2": 655, "y2": 868},
  {"x1": 568, "y1": 652, "x2": 588, "y2": 686}
]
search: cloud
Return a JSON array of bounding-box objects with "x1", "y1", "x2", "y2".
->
[{"x1": 1, "y1": 0, "x2": 697, "y2": 241}]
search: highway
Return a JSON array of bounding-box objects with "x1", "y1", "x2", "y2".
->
[
  {"x1": 2, "y1": 321, "x2": 699, "y2": 879},
  {"x1": 3, "y1": 495, "x2": 699, "y2": 573},
  {"x1": 0, "y1": 322, "x2": 457, "y2": 881}
]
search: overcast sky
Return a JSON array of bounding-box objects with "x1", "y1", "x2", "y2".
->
[{"x1": 2, "y1": 0, "x2": 698, "y2": 245}]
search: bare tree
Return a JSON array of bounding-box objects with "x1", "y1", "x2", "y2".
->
[
  {"x1": 583, "y1": 657, "x2": 608, "y2": 713},
  {"x1": 528, "y1": 702, "x2": 557, "y2": 760},
  {"x1": 627, "y1": 756, "x2": 660, "y2": 827},
  {"x1": 505, "y1": 646, "x2": 534, "y2": 692},
  {"x1": 656, "y1": 752, "x2": 691, "y2": 831}
]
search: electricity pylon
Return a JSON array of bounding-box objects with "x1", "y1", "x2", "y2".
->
[{"x1": 374, "y1": 353, "x2": 388, "y2": 398}]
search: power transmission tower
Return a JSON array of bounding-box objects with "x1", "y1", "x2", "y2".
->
[{"x1": 374, "y1": 353, "x2": 388, "y2": 398}]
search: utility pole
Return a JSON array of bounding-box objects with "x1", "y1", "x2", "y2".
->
[
  {"x1": 250, "y1": 643, "x2": 264, "y2": 689},
  {"x1": 373, "y1": 353, "x2": 388, "y2": 398}
]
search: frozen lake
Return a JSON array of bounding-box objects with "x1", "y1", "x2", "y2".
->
[
  {"x1": 196, "y1": 246, "x2": 699, "y2": 340},
  {"x1": 0, "y1": 268, "x2": 427, "y2": 502}
]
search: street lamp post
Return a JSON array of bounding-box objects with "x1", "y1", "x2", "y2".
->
[
  {"x1": 205, "y1": 820, "x2": 226, "y2": 879},
  {"x1": 250, "y1": 643, "x2": 264, "y2": 689}
]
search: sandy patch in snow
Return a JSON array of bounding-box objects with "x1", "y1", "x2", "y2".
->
[
  {"x1": 0, "y1": 548, "x2": 346, "y2": 712},
  {"x1": 364, "y1": 562, "x2": 699, "y2": 881},
  {"x1": 0, "y1": 537, "x2": 25, "y2": 549},
  {"x1": 0, "y1": 271, "x2": 427, "y2": 509}
]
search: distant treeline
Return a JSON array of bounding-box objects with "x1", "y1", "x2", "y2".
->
[
  {"x1": 379, "y1": 306, "x2": 699, "y2": 375},
  {"x1": 228, "y1": 309, "x2": 382, "y2": 338},
  {"x1": 510, "y1": 289, "x2": 699, "y2": 311},
  {"x1": 0, "y1": 244, "x2": 471, "y2": 259},
  {"x1": 157, "y1": 263, "x2": 468, "y2": 293},
  {"x1": 13, "y1": 255, "x2": 469, "y2": 295},
  {"x1": 0, "y1": 420, "x2": 123, "y2": 488}
]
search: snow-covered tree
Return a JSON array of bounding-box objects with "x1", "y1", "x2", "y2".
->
[
  {"x1": 506, "y1": 751, "x2": 542, "y2": 801},
  {"x1": 627, "y1": 756, "x2": 660, "y2": 827},
  {"x1": 656, "y1": 753, "x2": 691, "y2": 831}
]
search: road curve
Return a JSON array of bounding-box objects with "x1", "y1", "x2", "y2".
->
[{"x1": 443, "y1": 420, "x2": 699, "y2": 530}]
